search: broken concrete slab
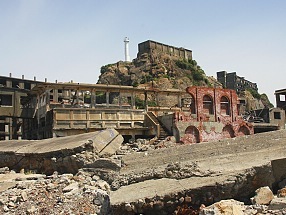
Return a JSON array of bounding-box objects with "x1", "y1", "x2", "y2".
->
[
  {"x1": 0, "y1": 129, "x2": 123, "y2": 174},
  {"x1": 110, "y1": 129, "x2": 286, "y2": 214}
]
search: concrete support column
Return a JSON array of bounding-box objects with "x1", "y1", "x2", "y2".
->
[
  {"x1": 178, "y1": 94, "x2": 182, "y2": 108},
  {"x1": 91, "y1": 90, "x2": 96, "y2": 108},
  {"x1": 131, "y1": 92, "x2": 135, "y2": 109},
  {"x1": 5, "y1": 124, "x2": 9, "y2": 140},
  {"x1": 119, "y1": 91, "x2": 122, "y2": 108},
  {"x1": 106, "y1": 92, "x2": 110, "y2": 107}
]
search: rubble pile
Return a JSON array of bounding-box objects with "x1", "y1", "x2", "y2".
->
[{"x1": 0, "y1": 167, "x2": 111, "y2": 214}]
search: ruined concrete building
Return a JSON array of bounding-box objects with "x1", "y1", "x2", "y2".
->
[
  {"x1": 217, "y1": 71, "x2": 258, "y2": 94},
  {"x1": 22, "y1": 82, "x2": 190, "y2": 140},
  {"x1": 137, "y1": 40, "x2": 192, "y2": 60},
  {"x1": 0, "y1": 74, "x2": 42, "y2": 140},
  {"x1": 21, "y1": 80, "x2": 256, "y2": 144}
]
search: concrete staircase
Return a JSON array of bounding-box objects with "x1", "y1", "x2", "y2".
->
[{"x1": 147, "y1": 112, "x2": 170, "y2": 143}]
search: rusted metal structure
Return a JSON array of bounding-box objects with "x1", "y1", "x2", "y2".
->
[{"x1": 172, "y1": 86, "x2": 254, "y2": 144}]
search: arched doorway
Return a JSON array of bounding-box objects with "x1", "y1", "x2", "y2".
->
[
  {"x1": 222, "y1": 125, "x2": 235, "y2": 138},
  {"x1": 184, "y1": 126, "x2": 200, "y2": 143}
]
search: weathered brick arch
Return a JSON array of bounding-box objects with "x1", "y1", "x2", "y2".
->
[
  {"x1": 220, "y1": 96, "x2": 230, "y2": 115},
  {"x1": 184, "y1": 126, "x2": 200, "y2": 144},
  {"x1": 189, "y1": 93, "x2": 196, "y2": 114},
  {"x1": 237, "y1": 125, "x2": 251, "y2": 136},
  {"x1": 222, "y1": 124, "x2": 235, "y2": 138},
  {"x1": 203, "y1": 94, "x2": 214, "y2": 115}
]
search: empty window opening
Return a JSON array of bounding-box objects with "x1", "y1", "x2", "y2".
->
[
  {"x1": 0, "y1": 79, "x2": 6, "y2": 86},
  {"x1": 203, "y1": 95, "x2": 214, "y2": 114},
  {"x1": 274, "y1": 112, "x2": 281, "y2": 119},
  {"x1": 95, "y1": 91, "x2": 106, "y2": 104},
  {"x1": 12, "y1": 81, "x2": 20, "y2": 88},
  {"x1": 0, "y1": 95, "x2": 12, "y2": 106},
  {"x1": 220, "y1": 96, "x2": 230, "y2": 115},
  {"x1": 24, "y1": 82, "x2": 31, "y2": 90}
]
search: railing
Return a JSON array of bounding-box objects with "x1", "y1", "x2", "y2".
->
[{"x1": 53, "y1": 108, "x2": 146, "y2": 130}]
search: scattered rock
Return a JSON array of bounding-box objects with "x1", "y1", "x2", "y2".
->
[{"x1": 251, "y1": 186, "x2": 274, "y2": 205}]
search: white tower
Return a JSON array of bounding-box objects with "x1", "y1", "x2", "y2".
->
[{"x1": 124, "y1": 37, "x2": 130, "y2": 62}]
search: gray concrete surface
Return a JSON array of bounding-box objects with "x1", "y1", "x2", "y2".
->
[{"x1": 110, "y1": 129, "x2": 286, "y2": 209}]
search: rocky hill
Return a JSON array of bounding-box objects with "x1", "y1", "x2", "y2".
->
[
  {"x1": 97, "y1": 45, "x2": 273, "y2": 112},
  {"x1": 97, "y1": 50, "x2": 220, "y2": 91}
]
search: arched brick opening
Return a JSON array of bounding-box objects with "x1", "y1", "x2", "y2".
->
[
  {"x1": 238, "y1": 126, "x2": 250, "y2": 136},
  {"x1": 220, "y1": 96, "x2": 230, "y2": 115},
  {"x1": 185, "y1": 126, "x2": 200, "y2": 143},
  {"x1": 189, "y1": 94, "x2": 196, "y2": 114},
  {"x1": 203, "y1": 95, "x2": 214, "y2": 115},
  {"x1": 222, "y1": 124, "x2": 235, "y2": 138}
]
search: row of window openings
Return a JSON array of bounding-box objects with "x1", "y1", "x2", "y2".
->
[
  {"x1": 189, "y1": 96, "x2": 231, "y2": 115},
  {"x1": 0, "y1": 79, "x2": 32, "y2": 90}
]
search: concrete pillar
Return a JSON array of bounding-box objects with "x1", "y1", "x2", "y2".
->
[
  {"x1": 106, "y1": 92, "x2": 110, "y2": 107},
  {"x1": 91, "y1": 90, "x2": 96, "y2": 108},
  {"x1": 119, "y1": 91, "x2": 122, "y2": 108},
  {"x1": 5, "y1": 124, "x2": 9, "y2": 140},
  {"x1": 131, "y1": 92, "x2": 135, "y2": 109},
  {"x1": 178, "y1": 94, "x2": 182, "y2": 108}
]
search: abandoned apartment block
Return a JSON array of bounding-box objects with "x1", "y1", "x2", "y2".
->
[{"x1": 217, "y1": 71, "x2": 258, "y2": 94}]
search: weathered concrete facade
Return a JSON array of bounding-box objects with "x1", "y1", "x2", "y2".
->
[
  {"x1": 217, "y1": 71, "x2": 258, "y2": 93},
  {"x1": 173, "y1": 86, "x2": 254, "y2": 143},
  {"x1": 23, "y1": 82, "x2": 190, "y2": 140},
  {"x1": 137, "y1": 40, "x2": 192, "y2": 60},
  {"x1": 0, "y1": 75, "x2": 41, "y2": 140}
]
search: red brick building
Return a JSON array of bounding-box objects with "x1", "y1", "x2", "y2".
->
[{"x1": 175, "y1": 86, "x2": 254, "y2": 144}]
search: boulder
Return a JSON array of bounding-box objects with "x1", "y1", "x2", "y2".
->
[{"x1": 251, "y1": 186, "x2": 274, "y2": 205}]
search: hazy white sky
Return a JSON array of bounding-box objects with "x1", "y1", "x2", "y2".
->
[{"x1": 0, "y1": 0, "x2": 285, "y2": 104}]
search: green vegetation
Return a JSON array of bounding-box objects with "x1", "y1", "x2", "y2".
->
[
  {"x1": 246, "y1": 88, "x2": 261, "y2": 99},
  {"x1": 260, "y1": 93, "x2": 274, "y2": 108},
  {"x1": 135, "y1": 97, "x2": 157, "y2": 109},
  {"x1": 175, "y1": 59, "x2": 208, "y2": 85},
  {"x1": 140, "y1": 74, "x2": 153, "y2": 84},
  {"x1": 100, "y1": 64, "x2": 114, "y2": 74}
]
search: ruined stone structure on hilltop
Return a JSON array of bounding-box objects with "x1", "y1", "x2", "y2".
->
[{"x1": 137, "y1": 40, "x2": 192, "y2": 60}]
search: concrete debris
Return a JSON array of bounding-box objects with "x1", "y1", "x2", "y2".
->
[
  {"x1": 251, "y1": 186, "x2": 274, "y2": 205},
  {"x1": 0, "y1": 129, "x2": 123, "y2": 174},
  {"x1": 199, "y1": 199, "x2": 245, "y2": 215}
]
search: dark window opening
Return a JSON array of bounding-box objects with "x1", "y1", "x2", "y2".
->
[
  {"x1": 0, "y1": 95, "x2": 13, "y2": 106},
  {"x1": 220, "y1": 96, "x2": 230, "y2": 115},
  {"x1": 274, "y1": 112, "x2": 281, "y2": 119},
  {"x1": 203, "y1": 95, "x2": 214, "y2": 115},
  {"x1": 24, "y1": 82, "x2": 31, "y2": 90},
  {"x1": 0, "y1": 79, "x2": 6, "y2": 86},
  {"x1": 12, "y1": 81, "x2": 20, "y2": 88}
]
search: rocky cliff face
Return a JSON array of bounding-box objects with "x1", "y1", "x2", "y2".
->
[
  {"x1": 97, "y1": 48, "x2": 273, "y2": 112},
  {"x1": 97, "y1": 50, "x2": 220, "y2": 91}
]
